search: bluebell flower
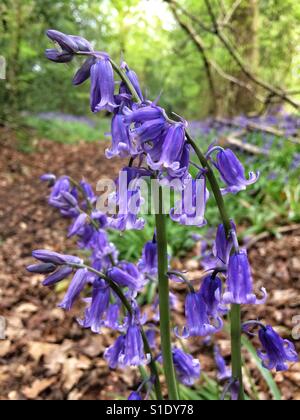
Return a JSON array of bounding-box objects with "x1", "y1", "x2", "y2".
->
[
  {"x1": 145, "y1": 327, "x2": 157, "y2": 350},
  {"x1": 27, "y1": 262, "x2": 73, "y2": 287},
  {"x1": 213, "y1": 222, "x2": 236, "y2": 266},
  {"x1": 106, "y1": 113, "x2": 136, "y2": 159},
  {"x1": 90, "y1": 230, "x2": 118, "y2": 267},
  {"x1": 40, "y1": 173, "x2": 56, "y2": 186},
  {"x1": 26, "y1": 263, "x2": 57, "y2": 274},
  {"x1": 90, "y1": 58, "x2": 117, "y2": 113},
  {"x1": 137, "y1": 235, "x2": 158, "y2": 277},
  {"x1": 42, "y1": 266, "x2": 74, "y2": 287},
  {"x1": 68, "y1": 213, "x2": 88, "y2": 238},
  {"x1": 214, "y1": 345, "x2": 231, "y2": 381},
  {"x1": 123, "y1": 104, "x2": 165, "y2": 125},
  {"x1": 258, "y1": 325, "x2": 298, "y2": 371},
  {"x1": 104, "y1": 336, "x2": 126, "y2": 369},
  {"x1": 119, "y1": 319, "x2": 150, "y2": 367},
  {"x1": 108, "y1": 262, "x2": 146, "y2": 291},
  {"x1": 213, "y1": 149, "x2": 259, "y2": 195},
  {"x1": 199, "y1": 274, "x2": 223, "y2": 318},
  {"x1": 104, "y1": 302, "x2": 123, "y2": 331},
  {"x1": 58, "y1": 268, "x2": 88, "y2": 311},
  {"x1": 147, "y1": 123, "x2": 186, "y2": 172},
  {"x1": 131, "y1": 118, "x2": 168, "y2": 147},
  {"x1": 159, "y1": 143, "x2": 190, "y2": 188},
  {"x1": 31, "y1": 249, "x2": 82, "y2": 266},
  {"x1": 172, "y1": 348, "x2": 201, "y2": 386},
  {"x1": 90, "y1": 211, "x2": 108, "y2": 228},
  {"x1": 69, "y1": 35, "x2": 93, "y2": 52},
  {"x1": 170, "y1": 176, "x2": 209, "y2": 227},
  {"x1": 80, "y1": 180, "x2": 96, "y2": 203},
  {"x1": 45, "y1": 49, "x2": 74, "y2": 63},
  {"x1": 46, "y1": 29, "x2": 79, "y2": 53},
  {"x1": 176, "y1": 291, "x2": 223, "y2": 338},
  {"x1": 48, "y1": 176, "x2": 79, "y2": 217},
  {"x1": 223, "y1": 249, "x2": 267, "y2": 305},
  {"x1": 128, "y1": 392, "x2": 142, "y2": 400},
  {"x1": 78, "y1": 279, "x2": 110, "y2": 334},
  {"x1": 105, "y1": 319, "x2": 149, "y2": 368},
  {"x1": 121, "y1": 62, "x2": 144, "y2": 101},
  {"x1": 73, "y1": 57, "x2": 96, "y2": 85}
]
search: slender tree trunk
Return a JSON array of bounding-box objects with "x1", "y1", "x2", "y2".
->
[{"x1": 230, "y1": 0, "x2": 260, "y2": 114}]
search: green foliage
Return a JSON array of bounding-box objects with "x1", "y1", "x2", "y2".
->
[
  {"x1": 23, "y1": 115, "x2": 110, "y2": 144},
  {"x1": 1, "y1": 0, "x2": 300, "y2": 121},
  {"x1": 109, "y1": 215, "x2": 198, "y2": 262}
]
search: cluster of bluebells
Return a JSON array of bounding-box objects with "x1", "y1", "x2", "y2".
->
[{"x1": 27, "y1": 29, "x2": 299, "y2": 400}]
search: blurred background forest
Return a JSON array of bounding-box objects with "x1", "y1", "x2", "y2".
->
[
  {"x1": 1, "y1": 0, "x2": 300, "y2": 121},
  {"x1": 0, "y1": 0, "x2": 300, "y2": 401}
]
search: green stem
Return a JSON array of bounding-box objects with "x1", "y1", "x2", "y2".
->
[
  {"x1": 154, "y1": 185, "x2": 179, "y2": 400},
  {"x1": 70, "y1": 263, "x2": 163, "y2": 400},
  {"x1": 186, "y1": 132, "x2": 245, "y2": 401},
  {"x1": 109, "y1": 58, "x2": 142, "y2": 104},
  {"x1": 230, "y1": 305, "x2": 244, "y2": 400}
]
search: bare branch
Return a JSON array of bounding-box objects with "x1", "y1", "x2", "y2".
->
[
  {"x1": 164, "y1": 0, "x2": 215, "y2": 33},
  {"x1": 216, "y1": 117, "x2": 300, "y2": 145},
  {"x1": 219, "y1": 131, "x2": 268, "y2": 156},
  {"x1": 221, "y1": 0, "x2": 243, "y2": 26},
  {"x1": 168, "y1": 1, "x2": 218, "y2": 114}
]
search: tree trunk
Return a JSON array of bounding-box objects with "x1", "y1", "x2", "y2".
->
[{"x1": 229, "y1": 0, "x2": 260, "y2": 114}]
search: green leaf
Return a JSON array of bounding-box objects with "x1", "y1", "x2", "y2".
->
[{"x1": 242, "y1": 336, "x2": 282, "y2": 401}]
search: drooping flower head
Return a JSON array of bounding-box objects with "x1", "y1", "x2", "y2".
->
[
  {"x1": 172, "y1": 348, "x2": 201, "y2": 386},
  {"x1": 108, "y1": 262, "x2": 146, "y2": 292},
  {"x1": 73, "y1": 57, "x2": 96, "y2": 86},
  {"x1": 58, "y1": 268, "x2": 88, "y2": 311},
  {"x1": 128, "y1": 392, "x2": 142, "y2": 400},
  {"x1": 258, "y1": 325, "x2": 298, "y2": 371},
  {"x1": 90, "y1": 57, "x2": 117, "y2": 113},
  {"x1": 45, "y1": 30, "x2": 92, "y2": 64},
  {"x1": 104, "y1": 335, "x2": 126, "y2": 369},
  {"x1": 176, "y1": 290, "x2": 223, "y2": 338},
  {"x1": 213, "y1": 221, "x2": 236, "y2": 266},
  {"x1": 106, "y1": 113, "x2": 136, "y2": 159},
  {"x1": 47, "y1": 176, "x2": 79, "y2": 218},
  {"x1": 121, "y1": 61, "x2": 144, "y2": 102},
  {"x1": 104, "y1": 317, "x2": 150, "y2": 369},
  {"x1": 159, "y1": 143, "x2": 191, "y2": 188},
  {"x1": 137, "y1": 234, "x2": 158, "y2": 277},
  {"x1": 78, "y1": 279, "x2": 110, "y2": 334},
  {"x1": 147, "y1": 123, "x2": 186, "y2": 172},
  {"x1": 223, "y1": 249, "x2": 267, "y2": 305},
  {"x1": 199, "y1": 273, "x2": 224, "y2": 318},
  {"x1": 212, "y1": 149, "x2": 260, "y2": 195}
]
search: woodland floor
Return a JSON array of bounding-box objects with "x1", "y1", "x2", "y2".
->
[{"x1": 0, "y1": 128, "x2": 299, "y2": 400}]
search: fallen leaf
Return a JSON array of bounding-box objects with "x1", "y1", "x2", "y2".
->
[
  {"x1": 0, "y1": 340, "x2": 11, "y2": 357},
  {"x1": 22, "y1": 378, "x2": 56, "y2": 399}
]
